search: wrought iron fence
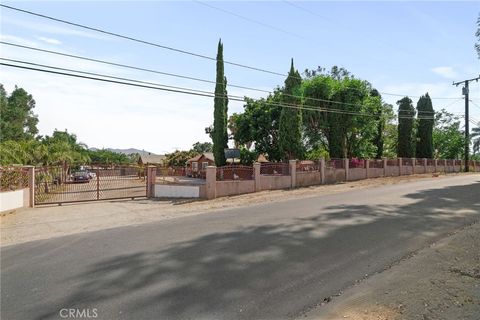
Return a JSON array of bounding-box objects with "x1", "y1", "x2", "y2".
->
[
  {"x1": 415, "y1": 158, "x2": 424, "y2": 166},
  {"x1": 426, "y1": 159, "x2": 435, "y2": 166},
  {"x1": 260, "y1": 163, "x2": 290, "y2": 175},
  {"x1": 349, "y1": 159, "x2": 366, "y2": 169},
  {"x1": 326, "y1": 159, "x2": 345, "y2": 169},
  {"x1": 402, "y1": 158, "x2": 414, "y2": 166},
  {"x1": 216, "y1": 165, "x2": 254, "y2": 181},
  {"x1": 386, "y1": 159, "x2": 398, "y2": 166},
  {"x1": 369, "y1": 159, "x2": 384, "y2": 169},
  {"x1": 0, "y1": 166, "x2": 29, "y2": 192},
  {"x1": 296, "y1": 160, "x2": 320, "y2": 172}
]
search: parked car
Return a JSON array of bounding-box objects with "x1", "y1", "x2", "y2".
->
[{"x1": 72, "y1": 171, "x2": 90, "y2": 183}]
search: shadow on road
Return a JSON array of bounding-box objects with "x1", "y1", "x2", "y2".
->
[{"x1": 31, "y1": 181, "x2": 480, "y2": 319}]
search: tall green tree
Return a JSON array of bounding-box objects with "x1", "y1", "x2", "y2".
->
[
  {"x1": 212, "y1": 40, "x2": 228, "y2": 166},
  {"x1": 191, "y1": 141, "x2": 213, "y2": 153},
  {"x1": 476, "y1": 13, "x2": 480, "y2": 59},
  {"x1": 0, "y1": 85, "x2": 39, "y2": 142},
  {"x1": 278, "y1": 59, "x2": 304, "y2": 160},
  {"x1": 471, "y1": 126, "x2": 480, "y2": 155},
  {"x1": 230, "y1": 92, "x2": 283, "y2": 161},
  {"x1": 397, "y1": 97, "x2": 416, "y2": 158},
  {"x1": 370, "y1": 89, "x2": 385, "y2": 159},
  {"x1": 415, "y1": 93, "x2": 434, "y2": 158},
  {"x1": 433, "y1": 110, "x2": 465, "y2": 159},
  {"x1": 302, "y1": 67, "x2": 376, "y2": 159}
]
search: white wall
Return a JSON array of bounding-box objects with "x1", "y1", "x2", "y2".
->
[
  {"x1": 155, "y1": 184, "x2": 200, "y2": 198},
  {"x1": 0, "y1": 189, "x2": 28, "y2": 212}
]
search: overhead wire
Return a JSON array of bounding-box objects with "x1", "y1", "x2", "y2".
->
[
  {"x1": 1, "y1": 59, "x2": 437, "y2": 119},
  {"x1": 0, "y1": 4, "x2": 463, "y2": 101},
  {"x1": 0, "y1": 41, "x2": 442, "y2": 115},
  {"x1": 194, "y1": 0, "x2": 304, "y2": 39}
]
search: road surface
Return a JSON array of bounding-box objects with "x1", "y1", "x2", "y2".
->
[{"x1": 1, "y1": 174, "x2": 479, "y2": 320}]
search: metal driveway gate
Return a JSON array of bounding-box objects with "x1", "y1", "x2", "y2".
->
[{"x1": 34, "y1": 165, "x2": 147, "y2": 205}]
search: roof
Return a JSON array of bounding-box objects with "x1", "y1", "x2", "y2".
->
[
  {"x1": 187, "y1": 154, "x2": 202, "y2": 162},
  {"x1": 188, "y1": 152, "x2": 215, "y2": 163},
  {"x1": 203, "y1": 152, "x2": 215, "y2": 161},
  {"x1": 256, "y1": 154, "x2": 269, "y2": 163},
  {"x1": 139, "y1": 154, "x2": 166, "y2": 164}
]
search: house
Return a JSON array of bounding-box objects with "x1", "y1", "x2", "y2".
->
[
  {"x1": 138, "y1": 153, "x2": 166, "y2": 166},
  {"x1": 187, "y1": 152, "x2": 215, "y2": 174}
]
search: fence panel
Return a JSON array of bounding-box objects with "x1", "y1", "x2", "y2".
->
[
  {"x1": 0, "y1": 166, "x2": 29, "y2": 192},
  {"x1": 386, "y1": 159, "x2": 398, "y2": 166},
  {"x1": 217, "y1": 165, "x2": 254, "y2": 181},
  {"x1": 349, "y1": 159, "x2": 366, "y2": 169},
  {"x1": 296, "y1": 161, "x2": 320, "y2": 172},
  {"x1": 326, "y1": 159, "x2": 345, "y2": 169},
  {"x1": 368, "y1": 159, "x2": 384, "y2": 169},
  {"x1": 260, "y1": 163, "x2": 290, "y2": 175}
]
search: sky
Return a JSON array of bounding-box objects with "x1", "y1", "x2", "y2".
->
[{"x1": 1, "y1": 0, "x2": 479, "y2": 154}]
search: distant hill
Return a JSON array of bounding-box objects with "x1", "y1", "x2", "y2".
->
[{"x1": 90, "y1": 147, "x2": 156, "y2": 156}]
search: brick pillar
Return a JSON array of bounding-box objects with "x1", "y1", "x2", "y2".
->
[
  {"x1": 206, "y1": 166, "x2": 217, "y2": 199},
  {"x1": 344, "y1": 158, "x2": 349, "y2": 181},
  {"x1": 320, "y1": 158, "x2": 325, "y2": 184},
  {"x1": 383, "y1": 158, "x2": 388, "y2": 177},
  {"x1": 366, "y1": 159, "x2": 370, "y2": 179},
  {"x1": 423, "y1": 158, "x2": 427, "y2": 174},
  {"x1": 398, "y1": 158, "x2": 403, "y2": 176},
  {"x1": 289, "y1": 160, "x2": 297, "y2": 189},
  {"x1": 146, "y1": 166, "x2": 156, "y2": 198},
  {"x1": 26, "y1": 166, "x2": 35, "y2": 208},
  {"x1": 411, "y1": 158, "x2": 416, "y2": 175},
  {"x1": 434, "y1": 159, "x2": 438, "y2": 173},
  {"x1": 254, "y1": 162, "x2": 261, "y2": 192}
]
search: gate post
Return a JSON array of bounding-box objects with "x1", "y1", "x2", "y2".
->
[
  {"x1": 254, "y1": 162, "x2": 261, "y2": 192},
  {"x1": 146, "y1": 166, "x2": 156, "y2": 198},
  {"x1": 27, "y1": 166, "x2": 35, "y2": 208},
  {"x1": 290, "y1": 160, "x2": 297, "y2": 189},
  {"x1": 206, "y1": 166, "x2": 217, "y2": 200},
  {"x1": 320, "y1": 158, "x2": 325, "y2": 185},
  {"x1": 96, "y1": 168, "x2": 100, "y2": 200}
]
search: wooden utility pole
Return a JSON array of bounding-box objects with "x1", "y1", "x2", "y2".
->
[{"x1": 453, "y1": 75, "x2": 480, "y2": 172}]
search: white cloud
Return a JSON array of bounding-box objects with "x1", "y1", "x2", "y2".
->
[
  {"x1": 37, "y1": 36, "x2": 62, "y2": 45},
  {"x1": 2, "y1": 16, "x2": 111, "y2": 41},
  {"x1": 431, "y1": 66, "x2": 458, "y2": 79}
]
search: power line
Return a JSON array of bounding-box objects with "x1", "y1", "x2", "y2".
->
[
  {"x1": 0, "y1": 59, "x2": 434, "y2": 120},
  {"x1": 0, "y1": 41, "x2": 437, "y2": 113},
  {"x1": 195, "y1": 0, "x2": 304, "y2": 39},
  {"x1": 0, "y1": 4, "x2": 463, "y2": 101},
  {"x1": 0, "y1": 3, "x2": 285, "y2": 77}
]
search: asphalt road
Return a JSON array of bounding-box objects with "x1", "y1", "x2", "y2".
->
[{"x1": 2, "y1": 175, "x2": 479, "y2": 320}]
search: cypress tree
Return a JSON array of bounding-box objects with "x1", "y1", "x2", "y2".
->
[
  {"x1": 371, "y1": 89, "x2": 384, "y2": 159},
  {"x1": 278, "y1": 59, "x2": 304, "y2": 161},
  {"x1": 212, "y1": 40, "x2": 228, "y2": 166},
  {"x1": 415, "y1": 93, "x2": 434, "y2": 159},
  {"x1": 397, "y1": 97, "x2": 416, "y2": 158}
]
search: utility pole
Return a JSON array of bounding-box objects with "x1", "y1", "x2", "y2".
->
[{"x1": 452, "y1": 75, "x2": 480, "y2": 172}]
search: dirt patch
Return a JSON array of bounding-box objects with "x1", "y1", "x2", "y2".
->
[
  {"x1": 0, "y1": 172, "x2": 475, "y2": 247},
  {"x1": 303, "y1": 222, "x2": 480, "y2": 320}
]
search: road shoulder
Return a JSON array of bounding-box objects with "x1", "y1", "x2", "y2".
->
[{"x1": 302, "y1": 221, "x2": 480, "y2": 320}]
